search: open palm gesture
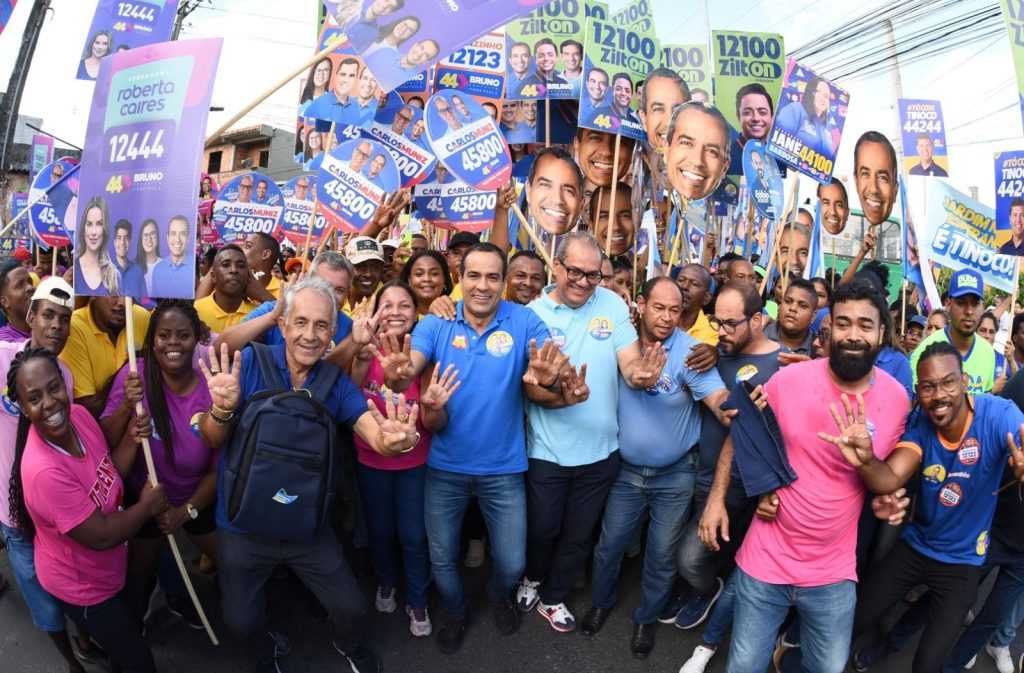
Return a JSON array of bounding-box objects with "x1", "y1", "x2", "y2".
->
[
  {"x1": 523, "y1": 339, "x2": 567, "y2": 388},
  {"x1": 632, "y1": 343, "x2": 667, "y2": 389},
  {"x1": 368, "y1": 391, "x2": 419, "y2": 456},
  {"x1": 198, "y1": 343, "x2": 243, "y2": 412},
  {"x1": 369, "y1": 333, "x2": 414, "y2": 383},
  {"x1": 422, "y1": 364, "x2": 462, "y2": 411},
  {"x1": 817, "y1": 393, "x2": 874, "y2": 468}
]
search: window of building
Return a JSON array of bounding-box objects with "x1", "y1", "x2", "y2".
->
[{"x1": 207, "y1": 151, "x2": 222, "y2": 174}]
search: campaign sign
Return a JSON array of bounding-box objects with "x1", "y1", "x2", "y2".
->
[
  {"x1": 413, "y1": 178, "x2": 451, "y2": 229},
  {"x1": 439, "y1": 182, "x2": 497, "y2": 232},
  {"x1": 505, "y1": 1, "x2": 585, "y2": 101},
  {"x1": 585, "y1": 0, "x2": 607, "y2": 19},
  {"x1": 75, "y1": 38, "x2": 221, "y2": 299},
  {"x1": 712, "y1": 30, "x2": 784, "y2": 144},
  {"x1": 76, "y1": 0, "x2": 181, "y2": 81},
  {"x1": 660, "y1": 44, "x2": 712, "y2": 100},
  {"x1": 436, "y1": 30, "x2": 506, "y2": 101},
  {"x1": 317, "y1": 138, "x2": 400, "y2": 234},
  {"x1": 30, "y1": 134, "x2": 53, "y2": 182},
  {"x1": 363, "y1": 96, "x2": 437, "y2": 188},
  {"x1": 280, "y1": 174, "x2": 329, "y2": 246},
  {"x1": 608, "y1": 0, "x2": 652, "y2": 34},
  {"x1": 0, "y1": 1, "x2": 16, "y2": 36},
  {"x1": 742, "y1": 140, "x2": 783, "y2": 220},
  {"x1": 4, "y1": 192, "x2": 32, "y2": 253},
  {"x1": 995, "y1": 151, "x2": 1024, "y2": 254},
  {"x1": 766, "y1": 59, "x2": 849, "y2": 185},
  {"x1": 898, "y1": 99, "x2": 949, "y2": 177},
  {"x1": 300, "y1": 31, "x2": 380, "y2": 130},
  {"x1": 923, "y1": 180, "x2": 1016, "y2": 294},
  {"x1": 500, "y1": 99, "x2": 540, "y2": 144},
  {"x1": 425, "y1": 89, "x2": 512, "y2": 190},
  {"x1": 577, "y1": 14, "x2": 655, "y2": 141},
  {"x1": 1001, "y1": 1, "x2": 1024, "y2": 128},
  {"x1": 28, "y1": 158, "x2": 77, "y2": 248},
  {"x1": 212, "y1": 172, "x2": 284, "y2": 244}
]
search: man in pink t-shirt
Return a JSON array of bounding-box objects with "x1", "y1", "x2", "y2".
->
[{"x1": 702, "y1": 280, "x2": 920, "y2": 673}]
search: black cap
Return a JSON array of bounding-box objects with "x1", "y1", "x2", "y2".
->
[{"x1": 448, "y1": 232, "x2": 480, "y2": 250}]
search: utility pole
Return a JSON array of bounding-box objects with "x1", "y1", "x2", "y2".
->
[{"x1": 171, "y1": 0, "x2": 210, "y2": 40}]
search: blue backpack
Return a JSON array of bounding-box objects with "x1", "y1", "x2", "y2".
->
[{"x1": 223, "y1": 343, "x2": 340, "y2": 541}]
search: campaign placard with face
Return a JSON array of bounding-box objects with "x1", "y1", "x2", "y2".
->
[
  {"x1": 76, "y1": 0, "x2": 181, "y2": 81},
  {"x1": 898, "y1": 99, "x2": 949, "y2": 178},
  {"x1": 28, "y1": 158, "x2": 76, "y2": 248},
  {"x1": 504, "y1": 1, "x2": 585, "y2": 101},
  {"x1": 317, "y1": 138, "x2": 401, "y2": 233},
  {"x1": 212, "y1": 172, "x2": 285, "y2": 245},
  {"x1": 425, "y1": 89, "x2": 512, "y2": 190},
  {"x1": 995, "y1": 151, "x2": 1024, "y2": 255}
]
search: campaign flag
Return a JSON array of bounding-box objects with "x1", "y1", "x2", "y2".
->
[
  {"x1": 898, "y1": 99, "x2": 949, "y2": 177},
  {"x1": 30, "y1": 134, "x2": 53, "y2": 182},
  {"x1": 435, "y1": 30, "x2": 507, "y2": 115},
  {"x1": 922, "y1": 180, "x2": 1016, "y2": 294},
  {"x1": 586, "y1": 1, "x2": 607, "y2": 19},
  {"x1": 577, "y1": 12, "x2": 657, "y2": 141},
  {"x1": 76, "y1": 0, "x2": 181, "y2": 81},
  {"x1": 742, "y1": 139, "x2": 783, "y2": 220},
  {"x1": 1001, "y1": 1, "x2": 1024, "y2": 128},
  {"x1": 660, "y1": 44, "x2": 712, "y2": 102},
  {"x1": 395, "y1": 70, "x2": 432, "y2": 104},
  {"x1": 318, "y1": 138, "x2": 401, "y2": 234},
  {"x1": 900, "y1": 176, "x2": 924, "y2": 293},
  {"x1": 75, "y1": 38, "x2": 222, "y2": 299},
  {"x1": 425, "y1": 89, "x2": 512, "y2": 191},
  {"x1": 363, "y1": 93, "x2": 437, "y2": 188},
  {"x1": 766, "y1": 59, "x2": 848, "y2": 185},
  {"x1": 608, "y1": 0, "x2": 652, "y2": 34},
  {"x1": 995, "y1": 150, "x2": 1024, "y2": 255},
  {"x1": 212, "y1": 173, "x2": 285, "y2": 245},
  {"x1": 332, "y1": 0, "x2": 545, "y2": 94},
  {"x1": 504, "y1": 2, "x2": 585, "y2": 101},
  {"x1": 300, "y1": 32, "x2": 380, "y2": 132},
  {"x1": 3, "y1": 192, "x2": 32, "y2": 254},
  {"x1": 0, "y1": 1, "x2": 16, "y2": 36},
  {"x1": 280, "y1": 174, "x2": 330, "y2": 247},
  {"x1": 28, "y1": 158, "x2": 77, "y2": 249}
]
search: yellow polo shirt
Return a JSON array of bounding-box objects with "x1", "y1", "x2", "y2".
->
[
  {"x1": 60, "y1": 302, "x2": 151, "y2": 400},
  {"x1": 687, "y1": 310, "x2": 719, "y2": 346},
  {"x1": 450, "y1": 282, "x2": 463, "y2": 301},
  {"x1": 266, "y1": 275, "x2": 282, "y2": 299},
  {"x1": 194, "y1": 293, "x2": 259, "y2": 333}
]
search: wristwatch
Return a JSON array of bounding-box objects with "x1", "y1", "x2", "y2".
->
[{"x1": 185, "y1": 503, "x2": 199, "y2": 520}]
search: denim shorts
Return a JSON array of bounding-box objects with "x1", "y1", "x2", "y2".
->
[{"x1": 1, "y1": 522, "x2": 65, "y2": 632}]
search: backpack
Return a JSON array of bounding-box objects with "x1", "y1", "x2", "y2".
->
[{"x1": 223, "y1": 343, "x2": 341, "y2": 541}]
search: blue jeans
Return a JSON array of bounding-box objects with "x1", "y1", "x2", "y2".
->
[
  {"x1": 728, "y1": 568, "x2": 856, "y2": 673},
  {"x1": 356, "y1": 463, "x2": 430, "y2": 609},
  {"x1": 1, "y1": 522, "x2": 65, "y2": 632},
  {"x1": 591, "y1": 452, "x2": 696, "y2": 624},
  {"x1": 703, "y1": 570, "x2": 737, "y2": 645},
  {"x1": 425, "y1": 468, "x2": 526, "y2": 620}
]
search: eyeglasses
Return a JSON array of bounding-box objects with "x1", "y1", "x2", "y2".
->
[
  {"x1": 559, "y1": 261, "x2": 604, "y2": 285},
  {"x1": 709, "y1": 316, "x2": 751, "y2": 334},
  {"x1": 917, "y1": 374, "x2": 962, "y2": 398}
]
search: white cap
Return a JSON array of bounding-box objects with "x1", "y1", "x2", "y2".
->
[
  {"x1": 344, "y1": 236, "x2": 385, "y2": 265},
  {"x1": 381, "y1": 238, "x2": 402, "y2": 249},
  {"x1": 31, "y1": 276, "x2": 74, "y2": 309}
]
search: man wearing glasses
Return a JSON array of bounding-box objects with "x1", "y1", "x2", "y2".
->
[
  {"x1": 390, "y1": 104, "x2": 415, "y2": 136},
  {"x1": 516, "y1": 231, "x2": 666, "y2": 635},
  {"x1": 345, "y1": 140, "x2": 373, "y2": 176},
  {"x1": 237, "y1": 175, "x2": 254, "y2": 204}
]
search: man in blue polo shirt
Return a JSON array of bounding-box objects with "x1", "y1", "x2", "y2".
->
[
  {"x1": 198, "y1": 277, "x2": 419, "y2": 673},
  {"x1": 515, "y1": 231, "x2": 667, "y2": 638},
  {"x1": 581, "y1": 276, "x2": 729, "y2": 658},
  {"x1": 150, "y1": 215, "x2": 193, "y2": 297},
  {"x1": 372, "y1": 242, "x2": 559, "y2": 655}
]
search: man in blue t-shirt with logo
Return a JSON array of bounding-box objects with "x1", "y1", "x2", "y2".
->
[{"x1": 852, "y1": 341, "x2": 1024, "y2": 673}]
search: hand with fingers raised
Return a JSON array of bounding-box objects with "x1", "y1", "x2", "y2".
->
[
  {"x1": 560, "y1": 363, "x2": 589, "y2": 406},
  {"x1": 631, "y1": 342, "x2": 667, "y2": 389},
  {"x1": 198, "y1": 342, "x2": 244, "y2": 414},
  {"x1": 817, "y1": 393, "x2": 875, "y2": 469},
  {"x1": 1008, "y1": 424, "x2": 1024, "y2": 482},
  {"x1": 523, "y1": 339, "x2": 568, "y2": 388},
  {"x1": 422, "y1": 363, "x2": 462, "y2": 411},
  {"x1": 368, "y1": 390, "x2": 420, "y2": 456},
  {"x1": 369, "y1": 332, "x2": 415, "y2": 384}
]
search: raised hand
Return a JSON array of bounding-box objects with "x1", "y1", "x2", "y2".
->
[
  {"x1": 369, "y1": 333, "x2": 414, "y2": 383},
  {"x1": 871, "y1": 487, "x2": 910, "y2": 526},
  {"x1": 817, "y1": 393, "x2": 874, "y2": 468},
  {"x1": 560, "y1": 363, "x2": 590, "y2": 406},
  {"x1": 352, "y1": 304, "x2": 381, "y2": 345},
  {"x1": 523, "y1": 339, "x2": 567, "y2": 388},
  {"x1": 422, "y1": 364, "x2": 462, "y2": 411},
  {"x1": 496, "y1": 181, "x2": 517, "y2": 211},
  {"x1": 861, "y1": 226, "x2": 877, "y2": 254},
  {"x1": 1008, "y1": 424, "x2": 1024, "y2": 482},
  {"x1": 631, "y1": 342, "x2": 667, "y2": 389},
  {"x1": 198, "y1": 342, "x2": 243, "y2": 412},
  {"x1": 367, "y1": 391, "x2": 420, "y2": 456}
]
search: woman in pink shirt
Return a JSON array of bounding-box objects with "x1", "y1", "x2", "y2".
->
[{"x1": 7, "y1": 347, "x2": 167, "y2": 673}]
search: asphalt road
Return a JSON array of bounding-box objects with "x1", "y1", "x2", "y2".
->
[{"x1": 0, "y1": 541, "x2": 1013, "y2": 673}]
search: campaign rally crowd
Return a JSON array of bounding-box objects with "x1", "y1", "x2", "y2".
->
[{"x1": 4, "y1": 69, "x2": 1024, "y2": 673}]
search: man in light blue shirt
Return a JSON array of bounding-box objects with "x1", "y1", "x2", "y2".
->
[
  {"x1": 582, "y1": 277, "x2": 729, "y2": 658},
  {"x1": 516, "y1": 230, "x2": 667, "y2": 635},
  {"x1": 150, "y1": 215, "x2": 192, "y2": 297}
]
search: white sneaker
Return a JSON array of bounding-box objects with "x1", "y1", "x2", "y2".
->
[
  {"x1": 965, "y1": 654, "x2": 976, "y2": 669},
  {"x1": 464, "y1": 539, "x2": 485, "y2": 568},
  {"x1": 537, "y1": 601, "x2": 576, "y2": 633},
  {"x1": 516, "y1": 578, "x2": 540, "y2": 612},
  {"x1": 374, "y1": 586, "x2": 397, "y2": 614},
  {"x1": 406, "y1": 606, "x2": 431, "y2": 637},
  {"x1": 987, "y1": 644, "x2": 1014, "y2": 673},
  {"x1": 679, "y1": 644, "x2": 717, "y2": 673}
]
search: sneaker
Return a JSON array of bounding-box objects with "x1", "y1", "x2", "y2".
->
[
  {"x1": 987, "y1": 644, "x2": 1015, "y2": 673},
  {"x1": 965, "y1": 654, "x2": 976, "y2": 669},
  {"x1": 437, "y1": 618, "x2": 466, "y2": 654},
  {"x1": 406, "y1": 606, "x2": 432, "y2": 637},
  {"x1": 166, "y1": 593, "x2": 205, "y2": 630},
  {"x1": 69, "y1": 635, "x2": 108, "y2": 666},
  {"x1": 679, "y1": 644, "x2": 717, "y2": 673},
  {"x1": 515, "y1": 577, "x2": 540, "y2": 612},
  {"x1": 493, "y1": 599, "x2": 520, "y2": 635},
  {"x1": 674, "y1": 577, "x2": 724, "y2": 630},
  {"x1": 536, "y1": 601, "x2": 576, "y2": 633},
  {"x1": 333, "y1": 642, "x2": 382, "y2": 673},
  {"x1": 464, "y1": 539, "x2": 485, "y2": 568},
  {"x1": 658, "y1": 595, "x2": 685, "y2": 624},
  {"x1": 374, "y1": 586, "x2": 397, "y2": 614}
]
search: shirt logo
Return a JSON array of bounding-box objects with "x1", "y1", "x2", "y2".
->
[
  {"x1": 486, "y1": 331, "x2": 514, "y2": 357},
  {"x1": 549, "y1": 328, "x2": 567, "y2": 350},
  {"x1": 646, "y1": 373, "x2": 677, "y2": 396},
  {"x1": 939, "y1": 482, "x2": 962, "y2": 507},
  {"x1": 976, "y1": 530, "x2": 989, "y2": 556},
  {"x1": 1, "y1": 385, "x2": 19, "y2": 416},
  {"x1": 735, "y1": 364, "x2": 759, "y2": 383},
  {"x1": 958, "y1": 438, "x2": 979, "y2": 466},
  {"x1": 272, "y1": 489, "x2": 298, "y2": 505},
  {"x1": 89, "y1": 455, "x2": 119, "y2": 510},
  {"x1": 588, "y1": 317, "x2": 613, "y2": 340},
  {"x1": 190, "y1": 412, "x2": 203, "y2": 437},
  {"x1": 451, "y1": 335, "x2": 467, "y2": 350},
  {"x1": 923, "y1": 464, "x2": 946, "y2": 484}
]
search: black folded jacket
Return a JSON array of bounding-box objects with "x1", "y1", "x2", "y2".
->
[{"x1": 724, "y1": 380, "x2": 798, "y2": 498}]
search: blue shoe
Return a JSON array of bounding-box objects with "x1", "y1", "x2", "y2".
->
[
  {"x1": 674, "y1": 577, "x2": 724, "y2": 630},
  {"x1": 657, "y1": 595, "x2": 685, "y2": 624}
]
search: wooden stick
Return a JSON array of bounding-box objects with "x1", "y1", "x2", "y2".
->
[
  {"x1": 510, "y1": 204, "x2": 554, "y2": 268},
  {"x1": 544, "y1": 98, "x2": 551, "y2": 148},
  {"x1": 604, "y1": 135, "x2": 622, "y2": 257},
  {"x1": 900, "y1": 279, "x2": 908, "y2": 336},
  {"x1": 743, "y1": 192, "x2": 754, "y2": 256},
  {"x1": 668, "y1": 197, "x2": 691, "y2": 269},
  {"x1": 51, "y1": 246, "x2": 58, "y2": 277},
  {"x1": 205, "y1": 36, "x2": 344, "y2": 148},
  {"x1": 124, "y1": 299, "x2": 219, "y2": 646}
]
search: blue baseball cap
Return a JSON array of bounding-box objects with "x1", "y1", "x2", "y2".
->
[
  {"x1": 908, "y1": 315, "x2": 927, "y2": 328},
  {"x1": 948, "y1": 269, "x2": 984, "y2": 299}
]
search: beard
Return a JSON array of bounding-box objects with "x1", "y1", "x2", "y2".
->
[{"x1": 829, "y1": 338, "x2": 881, "y2": 382}]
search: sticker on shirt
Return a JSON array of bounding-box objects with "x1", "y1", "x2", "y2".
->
[
  {"x1": 939, "y1": 482, "x2": 963, "y2": 507},
  {"x1": 735, "y1": 364, "x2": 759, "y2": 383},
  {"x1": 588, "y1": 317, "x2": 613, "y2": 341},
  {"x1": 922, "y1": 464, "x2": 946, "y2": 484},
  {"x1": 548, "y1": 328, "x2": 567, "y2": 350},
  {"x1": 958, "y1": 438, "x2": 979, "y2": 466},
  {"x1": 486, "y1": 331, "x2": 514, "y2": 357},
  {"x1": 452, "y1": 335, "x2": 468, "y2": 350},
  {"x1": 646, "y1": 373, "x2": 678, "y2": 396},
  {"x1": 976, "y1": 530, "x2": 990, "y2": 556},
  {"x1": 865, "y1": 419, "x2": 876, "y2": 441},
  {"x1": 190, "y1": 412, "x2": 204, "y2": 437},
  {"x1": 1, "y1": 386, "x2": 19, "y2": 416}
]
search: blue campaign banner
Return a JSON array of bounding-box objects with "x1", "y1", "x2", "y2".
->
[
  {"x1": 212, "y1": 172, "x2": 285, "y2": 245},
  {"x1": 412, "y1": 167, "x2": 494, "y2": 232},
  {"x1": 75, "y1": 38, "x2": 222, "y2": 299},
  {"x1": 317, "y1": 138, "x2": 400, "y2": 234},
  {"x1": 30, "y1": 134, "x2": 53, "y2": 182},
  {"x1": 28, "y1": 158, "x2": 77, "y2": 249},
  {"x1": 301, "y1": 31, "x2": 381, "y2": 130},
  {"x1": 4, "y1": 192, "x2": 32, "y2": 253},
  {"x1": 500, "y1": 99, "x2": 540, "y2": 144},
  {"x1": 77, "y1": 0, "x2": 181, "y2": 81},
  {"x1": 995, "y1": 150, "x2": 1024, "y2": 254},
  {"x1": 280, "y1": 174, "x2": 327, "y2": 246},
  {"x1": 504, "y1": 2, "x2": 584, "y2": 101},
  {"x1": 425, "y1": 89, "x2": 512, "y2": 191},
  {"x1": 363, "y1": 95, "x2": 437, "y2": 188},
  {"x1": 0, "y1": 1, "x2": 16, "y2": 36},
  {"x1": 898, "y1": 99, "x2": 949, "y2": 178},
  {"x1": 742, "y1": 140, "x2": 783, "y2": 220},
  {"x1": 766, "y1": 59, "x2": 850, "y2": 185},
  {"x1": 435, "y1": 30, "x2": 506, "y2": 101},
  {"x1": 413, "y1": 177, "x2": 451, "y2": 229}
]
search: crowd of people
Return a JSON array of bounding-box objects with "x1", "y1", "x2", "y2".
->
[{"x1": 3, "y1": 69, "x2": 1024, "y2": 673}]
